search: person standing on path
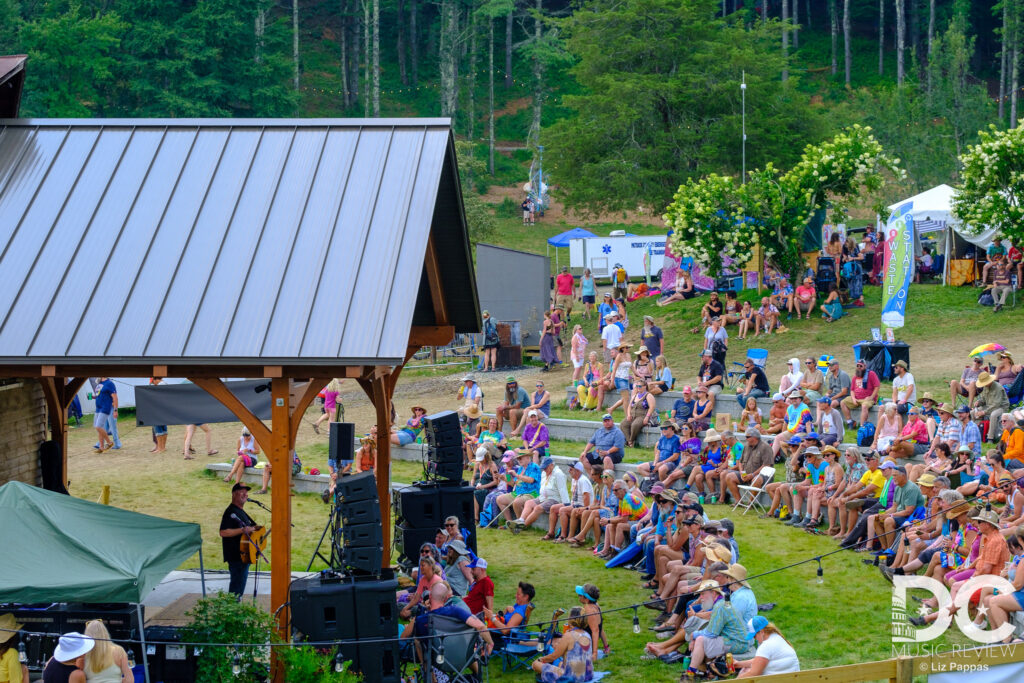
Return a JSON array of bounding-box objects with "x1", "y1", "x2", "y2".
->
[
  {"x1": 555, "y1": 266, "x2": 577, "y2": 319},
  {"x1": 92, "y1": 378, "x2": 117, "y2": 453}
]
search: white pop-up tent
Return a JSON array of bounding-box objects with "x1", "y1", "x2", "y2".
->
[{"x1": 884, "y1": 184, "x2": 1007, "y2": 284}]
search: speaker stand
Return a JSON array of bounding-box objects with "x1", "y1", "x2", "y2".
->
[{"x1": 306, "y1": 503, "x2": 343, "y2": 571}]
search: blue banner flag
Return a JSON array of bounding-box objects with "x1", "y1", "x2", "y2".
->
[{"x1": 881, "y1": 202, "x2": 915, "y2": 330}]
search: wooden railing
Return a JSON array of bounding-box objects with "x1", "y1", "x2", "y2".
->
[{"x1": 744, "y1": 643, "x2": 1024, "y2": 682}]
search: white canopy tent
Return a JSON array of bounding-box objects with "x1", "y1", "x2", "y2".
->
[{"x1": 883, "y1": 184, "x2": 1006, "y2": 284}]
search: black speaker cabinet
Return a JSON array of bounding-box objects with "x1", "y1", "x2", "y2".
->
[
  {"x1": 424, "y1": 429, "x2": 462, "y2": 448},
  {"x1": 438, "y1": 487, "x2": 476, "y2": 531},
  {"x1": 143, "y1": 625, "x2": 196, "y2": 683},
  {"x1": 423, "y1": 410, "x2": 460, "y2": 435},
  {"x1": 341, "y1": 522, "x2": 384, "y2": 547},
  {"x1": 337, "y1": 498, "x2": 382, "y2": 526},
  {"x1": 394, "y1": 524, "x2": 439, "y2": 565},
  {"x1": 290, "y1": 575, "x2": 399, "y2": 642},
  {"x1": 335, "y1": 470, "x2": 378, "y2": 504},
  {"x1": 426, "y1": 460, "x2": 463, "y2": 481},
  {"x1": 428, "y1": 444, "x2": 463, "y2": 464},
  {"x1": 397, "y1": 486, "x2": 444, "y2": 528},
  {"x1": 339, "y1": 641, "x2": 400, "y2": 683},
  {"x1": 329, "y1": 422, "x2": 356, "y2": 464}
]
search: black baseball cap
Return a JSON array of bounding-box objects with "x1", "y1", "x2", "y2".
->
[{"x1": 232, "y1": 482, "x2": 251, "y2": 492}]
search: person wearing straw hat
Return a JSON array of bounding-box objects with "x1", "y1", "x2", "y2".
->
[
  {"x1": 973, "y1": 371, "x2": 1010, "y2": 442},
  {"x1": 679, "y1": 579, "x2": 748, "y2": 677},
  {"x1": 734, "y1": 616, "x2": 800, "y2": 677},
  {"x1": 0, "y1": 614, "x2": 27, "y2": 683},
  {"x1": 43, "y1": 632, "x2": 95, "y2": 683},
  {"x1": 688, "y1": 429, "x2": 725, "y2": 499},
  {"x1": 390, "y1": 406, "x2": 427, "y2": 446}
]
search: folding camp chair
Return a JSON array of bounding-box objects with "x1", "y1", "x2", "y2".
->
[
  {"x1": 419, "y1": 613, "x2": 489, "y2": 683},
  {"x1": 731, "y1": 466, "x2": 777, "y2": 516},
  {"x1": 494, "y1": 606, "x2": 563, "y2": 674},
  {"x1": 726, "y1": 348, "x2": 769, "y2": 389}
]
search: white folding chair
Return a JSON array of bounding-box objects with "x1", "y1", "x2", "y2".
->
[{"x1": 732, "y1": 466, "x2": 777, "y2": 516}]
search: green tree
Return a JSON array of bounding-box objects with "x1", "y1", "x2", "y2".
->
[
  {"x1": 546, "y1": 0, "x2": 826, "y2": 215},
  {"x1": 0, "y1": 0, "x2": 21, "y2": 54},
  {"x1": 18, "y1": 2, "x2": 124, "y2": 116},
  {"x1": 953, "y1": 123, "x2": 1024, "y2": 245}
]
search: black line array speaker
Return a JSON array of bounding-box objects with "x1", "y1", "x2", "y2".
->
[
  {"x1": 396, "y1": 486, "x2": 444, "y2": 528},
  {"x1": 394, "y1": 484, "x2": 477, "y2": 565},
  {"x1": 423, "y1": 410, "x2": 460, "y2": 436},
  {"x1": 426, "y1": 460, "x2": 463, "y2": 481},
  {"x1": 329, "y1": 422, "x2": 356, "y2": 467},
  {"x1": 337, "y1": 498, "x2": 381, "y2": 526},
  {"x1": 394, "y1": 524, "x2": 441, "y2": 565},
  {"x1": 428, "y1": 444, "x2": 463, "y2": 465},
  {"x1": 335, "y1": 470, "x2": 377, "y2": 503},
  {"x1": 425, "y1": 429, "x2": 461, "y2": 448}
]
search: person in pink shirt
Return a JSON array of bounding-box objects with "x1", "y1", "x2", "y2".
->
[
  {"x1": 793, "y1": 277, "x2": 817, "y2": 320},
  {"x1": 890, "y1": 408, "x2": 931, "y2": 459},
  {"x1": 312, "y1": 378, "x2": 343, "y2": 434},
  {"x1": 555, "y1": 266, "x2": 577, "y2": 320}
]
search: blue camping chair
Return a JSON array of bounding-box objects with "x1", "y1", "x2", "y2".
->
[
  {"x1": 726, "y1": 348, "x2": 768, "y2": 390},
  {"x1": 493, "y1": 606, "x2": 563, "y2": 674},
  {"x1": 417, "y1": 613, "x2": 490, "y2": 683}
]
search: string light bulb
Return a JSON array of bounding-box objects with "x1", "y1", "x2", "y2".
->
[
  {"x1": 334, "y1": 649, "x2": 345, "y2": 673},
  {"x1": 126, "y1": 649, "x2": 135, "y2": 668},
  {"x1": 633, "y1": 607, "x2": 641, "y2": 634},
  {"x1": 231, "y1": 651, "x2": 242, "y2": 676},
  {"x1": 17, "y1": 641, "x2": 26, "y2": 664},
  {"x1": 436, "y1": 641, "x2": 446, "y2": 664},
  {"x1": 816, "y1": 558, "x2": 824, "y2": 585}
]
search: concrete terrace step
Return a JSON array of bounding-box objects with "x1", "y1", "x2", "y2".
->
[{"x1": 563, "y1": 385, "x2": 882, "y2": 422}]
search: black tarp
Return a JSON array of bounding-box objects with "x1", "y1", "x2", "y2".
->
[{"x1": 135, "y1": 380, "x2": 272, "y2": 426}]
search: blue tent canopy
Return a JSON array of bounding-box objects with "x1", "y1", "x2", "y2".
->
[{"x1": 547, "y1": 227, "x2": 597, "y2": 248}]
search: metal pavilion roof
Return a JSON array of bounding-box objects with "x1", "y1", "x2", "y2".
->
[{"x1": 0, "y1": 118, "x2": 479, "y2": 368}]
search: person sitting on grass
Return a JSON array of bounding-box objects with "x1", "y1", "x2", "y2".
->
[
  {"x1": 443, "y1": 540, "x2": 474, "y2": 597},
  {"x1": 495, "y1": 451, "x2": 541, "y2": 527},
  {"x1": 771, "y1": 277, "x2": 793, "y2": 317},
  {"x1": 820, "y1": 283, "x2": 843, "y2": 322},
  {"x1": 547, "y1": 462, "x2": 593, "y2": 542},
  {"x1": 402, "y1": 582, "x2": 494, "y2": 666},
  {"x1": 568, "y1": 470, "x2": 616, "y2": 549},
  {"x1": 483, "y1": 581, "x2": 536, "y2": 648},
  {"x1": 638, "y1": 422, "x2": 682, "y2": 481},
  {"x1": 736, "y1": 300, "x2": 756, "y2": 340},
  {"x1": 735, "y1": 617, "x2": 801, "y2": 677},
  {"x1": 399, "y1": 556, "x2": 444, "y2": 619},
  {"x1": 511, "y1": 458, "x2": 569, "y2": 531},
  {"x1": 532, "y1": 607, "x2": 594, "y2": 683},
  {"x1": 575, "y1": 584, "x2": 609, "y2": 661},
  {"x1": 643, "y1": 563, "x2": 732, "y2": 657}
]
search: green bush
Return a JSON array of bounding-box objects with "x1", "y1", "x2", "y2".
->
[
  {"x1": 278, "y1": 645, "x2": 361, "y2": 683},
  {"x1": 182, "y1": 593, "x2": 275, "y2": 683},
  {"x1": 497, "y1": 196, "x2": 520, "y2": 217}
]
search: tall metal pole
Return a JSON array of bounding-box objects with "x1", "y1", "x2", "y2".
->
[
  {"x1": 741, "y1": 71, "x2": 747, "y2": 184},
  {"x1": 538, "y1": 144, "x2": 545, "y2": 212}
]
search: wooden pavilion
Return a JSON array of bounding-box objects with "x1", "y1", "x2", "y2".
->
[{"x1": 0, "y1": 117, "x2": 479, "y2": 679}]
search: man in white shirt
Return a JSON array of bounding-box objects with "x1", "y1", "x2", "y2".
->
[
  {"x1": 546, "y1": 462, "x2": 594, "y2": 540},
  {"x1": 509, "y1": 457, "x2": 569, "y2": 530},
  {"x1": 601, "y1": 312, "x2": 623, "y2": 362},
  {"x1": 891, "y1": 360, "x2": 916, "y2": 415}
]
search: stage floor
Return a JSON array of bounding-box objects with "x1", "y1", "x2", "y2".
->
[{"x1": 143, "y1": 570, "x2": 315, "y2": 626}]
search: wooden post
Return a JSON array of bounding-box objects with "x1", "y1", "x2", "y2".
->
[
  {"x1": 269, "y1": 377, "x2": 293, "y2": 681},
  {"x1": 39, "y1": 377, "x2": 86, "y2": 488},
  {"x1": 358, "y1": 373, "x2": 394, "y2": 567}
]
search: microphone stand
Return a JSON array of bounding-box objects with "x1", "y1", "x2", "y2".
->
[{"x1": 248, "y1": 497, "x2": 294, "y2": 527}]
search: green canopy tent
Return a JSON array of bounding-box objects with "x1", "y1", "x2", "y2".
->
[{"x1": 0, "y1": 481, "x2": 203, "y2": 683}]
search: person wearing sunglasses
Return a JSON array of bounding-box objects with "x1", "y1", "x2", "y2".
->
[{"x1": 443, "y1": 516, "x2": 465, "y2": 544}]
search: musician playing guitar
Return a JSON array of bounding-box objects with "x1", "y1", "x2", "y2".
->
[{"x1": 219, "y1": 482, "x2": 259, "y2": 598}]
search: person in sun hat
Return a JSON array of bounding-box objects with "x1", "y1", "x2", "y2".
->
[
  {"x1": 390, "y1": 405, "x2": 428, "y2": 446},
  {"x1": 842, "y1": 357, "x2": 881, "y2": 429},
  {"x1": 0, "y1": 613, "x2": 27, "y2": 683},
  {"x1": 973, "y1": 370, "x2": 1010, "y2": 442},
  {"x1": 681, "y1": 579, "x2": 749, "y2": 677},
  {"x1": 496, "y1": 450, "x2": 542, "y2": 527},
  {"x1": 734, "y1": 616, "x2": 800, "y2": 677},
  {"x1": 890, "y1": 359, "x2": 916, "y2": 415},
  {"x1": 771, "y1": 390, "x2": 813, "y2": 456},
  {"x1": 43, "y1": 631, "x2": 95, "y2": 683}
]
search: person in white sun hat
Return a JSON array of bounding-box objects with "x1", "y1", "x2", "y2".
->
[{"x1": 43, "y1": 631, "x2": 95, "y2": 683}]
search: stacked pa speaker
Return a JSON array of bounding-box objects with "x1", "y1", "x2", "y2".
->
[
  {"x1": 423, "y1": 410, "x2": 463, "y2": 483},
  {"x1": 290, "y1": 573, "x2": 400, "y2": 683},
  {"x1": 333, "y1": 470, "x2": 383, "y2": 574},
  {"x1": 394, "y1": 483, "x2": 477, "y2": 566}
]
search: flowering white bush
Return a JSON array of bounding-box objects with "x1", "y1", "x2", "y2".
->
[
  {"x1": 953, "y1": 123, "x2": 1024, "y2": 244},
  {"x1": 664, "y1": 125, "x2": 903, "y2": 277}
]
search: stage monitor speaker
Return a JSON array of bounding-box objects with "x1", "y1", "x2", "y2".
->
[
  {"x1": 424, "y1": 429, "x2": 461, "y2": 449},
  {"x1": 329, "y1": 422, "x2": 356, "y2": 465},
  {"x1": 426, "y1": 460, "x2": 462, "y2": 481},
  {"x1": 289, "y1": 576, "x2": 358, "y2": 641},
  {"x1": 428, "y1": 444, "x2": 463, "y2": 465},
  {"x1": 397, "y1": 486, "x2": 443, "y2": 528},
  {"x1": 339, "y1": 641, "x2": 400, "y2": 683},
  {"x1": 335, "y1": 470, "x2": 378, "y2": 504},
  {"x1": 337, "y1": 499, "x2": 381, "y2": 526},
  {"x1": 394, "y1": 524, "x2": 439, "y2": 565},
  {"x1": 423, "y1": 410, "x2": 460, "y2": 435},
  {"x1": 341, "y1": 522, "x2": 384, "y2": 547}
]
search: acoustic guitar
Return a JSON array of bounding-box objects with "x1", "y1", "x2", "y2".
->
[{"x1": 240, "y1": 525, "x2": 269, "y2": 565}]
